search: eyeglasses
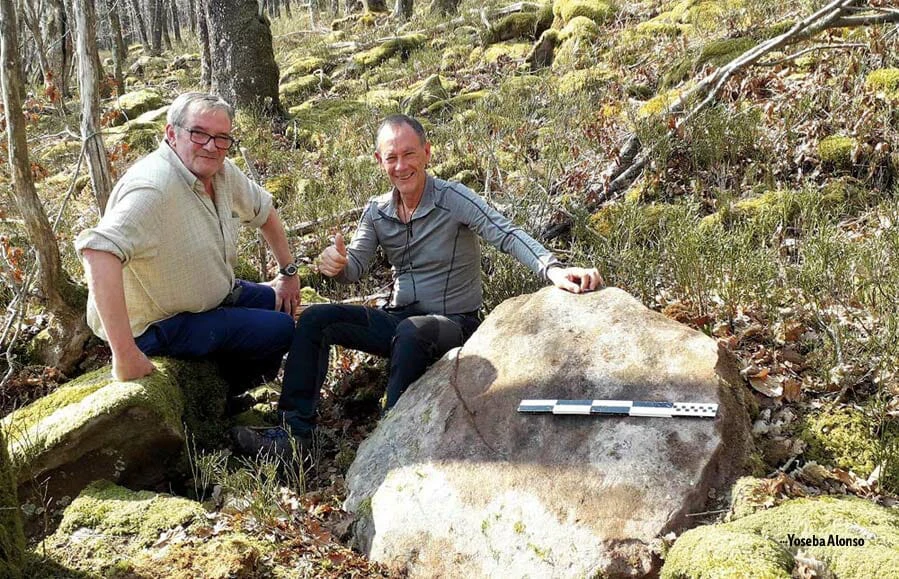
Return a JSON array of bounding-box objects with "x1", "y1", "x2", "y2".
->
[{"x1": 178, "y1": 125, "x2": 240, "y2": 151}]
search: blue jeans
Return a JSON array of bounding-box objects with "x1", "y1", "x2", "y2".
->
[
  {"x1": 279, "y1": 304, "x2": 480, "y2": 433},
  {"x1": 134, "y1": 280, "x2": 294, "y2": 393}
]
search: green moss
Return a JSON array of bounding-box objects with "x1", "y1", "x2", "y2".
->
[
  {"x1": 0, "y1": 426, "x2": 25, "y2": 579},
  {"x1": 469, "y1": 42, "x2": 533, "y2": 65},
  {"x1": 440, "y1": 44, "x2": 472, "y2": 71},
  {"x1": 280, "y1": 56, "x2": 332, "y2": 84},
  {"x1": 728, "y1": 476, "x2": 773, "y2": 520},
  {"x1": 41, "y1": 139, "x2": 82, "y2": 161},
  {"x1": 799, "y1": 406, "x2": 899, "y2": 490},
  {"x1": 486, "y1": 7, "x2": 553, "y2": 44},
  {"x1": 727, "y1": 496, "x2": 899, "y2": 578},
  {"x1": 233, "y1": 257, "x2": 262, "y2": 283},
  {"x1": 352, "y1": 34, "x2": 427, "y2": 69},
  {"x1": 280, "y1": 74, "x2": 333, "y2": 107},
  {"x1": 635, "y1": 21, "x2": 689, "y2": 37},
  {"x1": 57, "y1": 480, "x2": 205, "y2": 544},
  {"x1": 558, "y1": 67, "x2": 615, "y2": 96},
  {"x1": 637, "y1": 88, "x2": 683, "y2": 117},
  {"x1": 553, "y1": 0, "x2": 616, "y2": 26},
  {"x1": 663, "y1": 36, "x2": 755, "y2": 87},
  {"x1": 301, "y1": 286, "x2": 328, "y2": 304},
  {"x1": 357, "y1": 496, "x2": 373, "y2": 518},
  {"x1": 264, "y1": 174, "x2": 295, "y2": 206},
  {"x1": 402, "y1": 74, "x2": 451, "y2": 115},
  {"x1": 818, "y1": 135, "x2": 858, "y2": 168},
  {"x1": 425, "y1": 91, "x2": 488, "y2": 115},
  {"x1": 865, "y1": 68, "x2": 899, "y2": 97},
  {"x1": 288, "y1": 98, "x2": 367, "y2": 130},
  {"x1": 589, "y1": 202, "x2": 683, "y2": 242},
  {"x1": 662, "y1": 527, "x2": 793, "y2": 578}
]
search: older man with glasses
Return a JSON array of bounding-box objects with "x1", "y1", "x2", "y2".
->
[{"x1": 75, "y1": 92, "x2": 300, "y2": 402}]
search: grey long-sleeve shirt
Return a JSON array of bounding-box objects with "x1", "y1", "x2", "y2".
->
[{"x1": 338, "y1": 175, "x2": 559, "y2": 314}]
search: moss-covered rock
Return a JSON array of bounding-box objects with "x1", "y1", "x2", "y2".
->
[
  {"x1": 864, "y1": 68, "x2": 899, "y2": 99},
  {"x1": 440, "y1": 44, "x2": 472, "y2": 71},
  {"x1": 1, "y1": 426, "x2": 25, "y2": 579},
  {"x1": 41, "y1": 481, "x2": 205, "y2": 576},
  {"x1": 128, "y1": 55, "x2": 168, "y2": 76},
  {"x1": 662, "y1": 526, "x2": 793, "y2": 578},
  {"x1": 40, "y1": 139, "x2": 82, "y2": 162},
  {"x1": 552, "y1": 16, "x2": 601, "y2": 70},
  {"x1": 552, "y1": 0, "x2": 616, "y2": 26},
  {"x1": 113, "y1": 89, "x2": 165, "y2": 126},
  {"x1": 469, "y1": 42, "x2": 533, "y2": 65},
  {"x1": 352, "y1": 34, "x2": 427, "y2": 69},
  {"x1": 485, "y1": 5, "x2": 554, "y2": 44},
  {"x1": 799, "y1": 406, "x2": 899, "y2": 492},
  {"x1": 637, "y1": 87, "x2": 683, "y2": 117},
  {"x1": 127, "y1": 533, "x2": 271, "y2": 578},
  {"x1": 279, "y1": 73, "x2": 333, "y2": 108},
  {"x1": 424, "y1": 90, "x2": 488, "y2": 115},
  {"x1": 728, "y1": 476, "x2": 775, "y2": 520},
  {"x1": 818, "y1": 135, "x2": 858, "y2": 169},
  {"x1": 288, "y1": 98, "x2": 367, "y2": 130},
  {"x1": 526, "y1": 28, "x2": 561, "y2": 69},
  {"x1": 3, "y1": 359, "x2": 228, "y2": 503},
  {"x1": 558, "y1": 66, "x2": 616, "y2": 96},
  {"x1": 402, "y1": 74, "x2": 451, "y2": 115},
  {"x1": 279, "y1": 56, "x2": 333, "y2": 84},
  {"x1": 664, "y1": 495, "x2": 899, "y2": 578}
]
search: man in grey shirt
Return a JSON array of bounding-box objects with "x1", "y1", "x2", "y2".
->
[{"x1": 233, "y1": 114, "x2": 600, "y2": 456}]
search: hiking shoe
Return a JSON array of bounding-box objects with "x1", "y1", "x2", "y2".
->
[{"x1": 230, "y1": 425, "x2": 313, "y2": 462}]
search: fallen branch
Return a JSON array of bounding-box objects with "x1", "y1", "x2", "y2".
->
[
  {"x1": 757, "y1": 42, "x2": 867, "y2": 66},
  {"x1": 289, "y1": 206, "x2": 364, "y2": 237}
]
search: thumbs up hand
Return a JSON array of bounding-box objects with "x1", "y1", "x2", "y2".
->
[{"x1": 319, "y1": 232, "x2": 349, "y2": 277}]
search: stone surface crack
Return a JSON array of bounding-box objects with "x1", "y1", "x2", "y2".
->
[{"x1": 448, "y1": 348, "x2": 508, "y2": 459}]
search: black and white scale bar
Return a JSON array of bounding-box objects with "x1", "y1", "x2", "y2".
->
[{"x1": 517, "y1": 399, "x2": 718, "y2": 418}]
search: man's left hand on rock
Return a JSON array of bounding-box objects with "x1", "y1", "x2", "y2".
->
[{"x1": 547, "y1": 266, "x2": 604, "y2": 294}]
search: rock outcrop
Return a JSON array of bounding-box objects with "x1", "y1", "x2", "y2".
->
[
  {"x1": 0, "y1": 425, "x2": 25, "y2": 579},
  {"x1": 3, "y1": 358, "x2": 228, "y2": 503},
  {"x1": 345, "y1": 286, "x2": 753, "y2": 578}
]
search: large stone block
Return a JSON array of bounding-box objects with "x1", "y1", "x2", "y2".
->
[
  {"x1": 3, "y1": 358, "x2": 228, "y2": 503},
  {"x1": 345, "y1": 287, "x2": 753, "y2": 577}
]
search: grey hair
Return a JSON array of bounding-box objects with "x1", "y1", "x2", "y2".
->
[
  {"x1": 375, "y1": 114, "x2": 427, "y2": 149},
  {"x1": 166, "y1": 92, "x2": 234, "y2": 127}
]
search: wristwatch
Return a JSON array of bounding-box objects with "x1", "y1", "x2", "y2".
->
[{"x1": 279, "y1": 262, "x2": 299, "y2": 276}]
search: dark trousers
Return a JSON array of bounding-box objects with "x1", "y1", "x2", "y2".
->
[
  {"x1": 134, "y1": 280, "x2": 294, "y2": 393},
  {"x1": 279, "y1": 304, "x2": 480, "y2": 433}
]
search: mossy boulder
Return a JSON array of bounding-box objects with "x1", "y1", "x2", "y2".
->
[
  {"x1": 1, "y1": 426, "x2": 25, "y2": 579},
  {"x1": 663, "y1": 495, "x2": 899, "y2": 578},
  {"x1": 288, "y1": 98, "x2": 367, "y2": 130},
  {"x1": 865, "y1": 68, "x2": 899, "y2": 99},
  {"x1": 663, "y1": 527, "x2": 793, "y2": 578},
  {"x1": 279, "y1": 56, "x2": 333, "y2": 84},
  {"x1": 485, "y1": 5, "x2": 554, "y2": 44},
  {"x1": 113, "y1": 89, "x2": 165, "y2": 126},
  {"x1": 128, "y1": 55, "x2": 168, "y2": 76},
  {"x1": 798, "y1": 406, "x2": 899, "y2": 492},
  {"x1": 469, "y1": 42, "x2": 533, "y2": 65},
  {"x1": 279, "y1": 73, "x2": 333, "y2": 108},
  {"x1": 40, "y1": 139, "x2": 82, "y2": 163},
  {"x1": 818, "y1": 135, "x2": 859, "y2": 169},
  {"x1": 440, "y1": 44, "x2": 472, "y2": 71},
  {"x1": 558, "y1": 66, "x2": 616, "y2": 96},
  {"x1": 552, "y1": 0, "x2": 616, "y2": 26},
  {"x1": 637, "y1": 88, "x2": 684, "y2": 117},
  {"x1": 40, "y1": 481, "x2": 206, "y2": 576},
  {"x1": 424, "y1": 90, "x2": 488, "y2": 115},
  {"x1": 2, "y1": 358, "x2": 229, "y2": 503},
  {"x1": 402, "y1": 74, "x2": 451, "y2": 115},
  {"x1": 352, "y1": 34, "x2": 427, "y2": 69}
]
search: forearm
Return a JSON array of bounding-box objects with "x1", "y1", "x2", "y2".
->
[
  {"x1": 259, "y1": 208, "x2": 294, "y2": 271},
  {"x1": 81, "y1": 249, "x2": 139, "y2": 355}
]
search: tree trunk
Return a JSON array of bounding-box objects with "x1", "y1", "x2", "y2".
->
[
  {"x1": 393, "y1": 0, "x2": 412, "y2": 20},
  {"x1": 160, "y1": 0, "x2": 172, "y2": 50},
  {"x1": 330, "y1": 0, "x2": 339, "y2": 18},
  {"x1": 18, "y1": 0, "x2": 54, "y2": 90},
  {"x1": 1, "y1": 0, "x2": 92, "y2": 374},
  {"x1": 73, "y1": 0, "x2": 114, "y2": 213},
  {"x1": 150, "y1": 0, "x2": 163, "y2": 54},
  {"x1": 368, "y1": 0, "x2": 385, "y2": 11},
  {"x1": 104, "y1": 0, "x2": 125, "y2": 94},
  {"x1": 170, "y1": 0, "x2": 182, "y2": 43},
  {"x1": 130, "y1": 0, "x2": 152, "y2": 54},
  {"x1": 429, "y1": 0, "x2": 459, "y2": 15},
  {"x1": 207, "y1": 0, "x2": 281, "y2": 116},
  {"x1": 308, "y1": 0, "x2": 316, "y2": 26},
  {"x1": 186, "y1": 0, "x2": 196, "y2": 36},
  {"x1": 283, "y1": 0, "x2": 291, "y2": 18},
  {"x1": 197, "y1": 0, "x2": 211, "y2": 89}
]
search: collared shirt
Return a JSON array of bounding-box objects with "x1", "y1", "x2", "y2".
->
[
  {"x1": 338, "y1": 175, "x2": 559, "y2": 315},
  {"x1": 75, "y1": 141, "x2": 273, "y2": 340}
]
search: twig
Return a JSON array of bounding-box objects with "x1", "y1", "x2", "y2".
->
[{"x1": 685, "y1": 508, "x2": 729, "y2": 517}]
